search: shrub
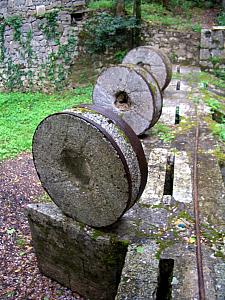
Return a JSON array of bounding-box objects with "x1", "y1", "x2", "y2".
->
[{"x1": 81, "y1": 13, "x2": 139, "y2": 54}]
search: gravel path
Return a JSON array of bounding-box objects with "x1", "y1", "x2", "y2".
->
[{"x1": 0, "y1": 153, "x2": 83, "y2": 300}]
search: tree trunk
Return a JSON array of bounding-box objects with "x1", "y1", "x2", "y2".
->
[
  {"x1": 115, "y1": 0, "x2": 125, "y2": 16},
  {"x1": 133, "y1": 0, "x2": 141, "y2": 47}
]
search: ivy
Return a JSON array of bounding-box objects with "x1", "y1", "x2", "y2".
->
[
  {"x1": 5, "y1": 16, "x2": 23, "y2": 42},
  {"x1": 0, "y1": 23, "x2": 6, "y2": 62},
  {"x1": 39, "y1": 10, "x2": 59, "y2": 40},
  {"x1": 0, "y1": 11, "x2": 77, "y2": 91},
  {"x1": 5, "y1": 58, "x2": 24, "y2": 91}
]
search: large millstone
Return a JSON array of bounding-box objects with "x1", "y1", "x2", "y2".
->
[
  {"x1": 122, "y1": 46, "x2": 172, "y2": 91},
  {"x1": 123, "y1": 63, "x2": 163, "y2": 126},
  {"x1": 32, "y1": 107, "x2": 147, "y2": 227},
  {"x1": 92, "y1": 64, "x2": 157, "y2": 135}
]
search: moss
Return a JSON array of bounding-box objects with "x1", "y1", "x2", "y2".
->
[
  {"x1": 214, "y1": 251, "x2": 225, "y2": 259},
  {"x1": 155, "y1": 239, "x2": 175, "y2": 259},
  {"x1": 212, "y1": 147, "x2": 225, "y2": 164},
  {"x1": 176, "y1": 116, "x2": 195, "y2": 134},
  {"x1": 91, "y1": 229, "x2": 105, "y2": 240},
  {"x1": 177, "y1": 210, "x2": 194, "y2": 222}
]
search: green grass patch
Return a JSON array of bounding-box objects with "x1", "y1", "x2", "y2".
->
[
  {"x1": 151, "y1": 122, "x2": 175, "y2": 143},
  {"x1": 87, "y1": 0, "x2": 114, "y2": 10},
  {"x1": 0, "y1": 86, "x2": 92, "y2": 160},
  {"x1": 184, "y1": 71, "x2": 225, "y2": 90}
]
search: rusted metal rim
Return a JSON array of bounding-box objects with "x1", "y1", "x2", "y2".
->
[
  {"x1": 32, "y1": 111, "x2": 133, "y2": 225},
  {"x1": 80, "y1": 104, "x2": 148, "y2": 202}
]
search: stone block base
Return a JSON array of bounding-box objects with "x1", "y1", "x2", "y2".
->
[{"x1": 27, "y1": 203, "x2": 128, "y2": 300}]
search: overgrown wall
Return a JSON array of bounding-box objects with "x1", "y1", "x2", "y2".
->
[
  {"x1": 142, "y1": 24, "x2": 201, "y2": 65},
  {"x1": 0, "y1": 0, "x2": 86, "y2": 91},
  {"x1": 200, "y1": 27, "x2": 225, "y2": 72}
]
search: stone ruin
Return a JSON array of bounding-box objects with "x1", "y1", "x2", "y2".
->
[{"x1": 27, "y1": 47, "x2": 173, "y2": 299}]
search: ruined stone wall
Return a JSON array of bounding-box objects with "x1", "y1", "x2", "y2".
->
[
  {"x1": 142, "y1": 25, "x2": 201, "y2": 65},
  {"x1": 200, "y1": 27, "x2": 225, "y2": 72},
  {"x1": 0, "y1": 0, "x2": 86, "y2": 91}
]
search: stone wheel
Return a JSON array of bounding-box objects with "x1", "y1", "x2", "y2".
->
[
  {"x1": 32, "y1": 107, "x2": 148, "y2": 227},
  {"x1": 78, "y1": 104, "x2": 148, "y2": 208},
  {"x1": 122, "y1": 63, "x2": 163, "y2": 126},
  {"x1": 92, "y1": 64, "x2": 156, "y2": 135},
  {"x1": 122, "y1": 46, "x2": 172, "y2": 91}
]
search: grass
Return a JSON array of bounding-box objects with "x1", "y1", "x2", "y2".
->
[
  {"x1": 150, "y1": 122, "x2": 175, "y2": 143},
  {"x1": 184, "y1": 71, "x2": 225, "y2": 90},
  {"x1": 87, "y1": 0, "x2": 114, "y2": 10},
  {"x1": 0, "y1": 86, "x2": 92, "y2": 160}
]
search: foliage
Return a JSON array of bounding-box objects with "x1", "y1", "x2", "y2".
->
[
  {"x1": 209, "y1": 120, "x2": 225, "y2": 141},
  {"x1": 183, "y1": 71, "x2": 225, "y2": 90},
  {"x1": 0, "y1": 86, "x2": 92, "y2": 160},
  {"x1": 87, "y1": 0, "x2": 114, "y2": 10},
  {"x1": 151, "y1": 122, "x2": 175, "y2": 143},
  {"x1": 39, "y1": 10, "x2": 59, "y2": 40},
  {"x1": 206, "y1": 98, "x2": 222, "y2": 111},
  {"x1": 0, "y1": 15, "x2": 23, "y2": 62},
  {"x1": 81, "y1": 13, "x2": 139, "y2": 54},
  {"x1": 209, "y1": 56, "x2": 225, "y2": 81},
  {"x1": 114, "y1": 49, "x2": 128, "y2": 63},
  {"x1": 217, "y1": 11, "x2": 225, "y2": 26},
  {"x1": 0, "y1": 11, "x2": 77, "y2": 91},
  {"x1": 4, "y1": 15, "x2": 23, "y2": 42}
]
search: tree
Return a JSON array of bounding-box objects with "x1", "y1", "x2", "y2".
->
[
  {"x1": 115, "y1": 0, "x2": 125, "y2": 16},
  {"x1": 133, "y1": 0, "x2": 141, "y2": 47}
]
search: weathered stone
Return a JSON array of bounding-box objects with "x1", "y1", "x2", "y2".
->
[
  {"x1": 116, "y1": 242, "x2": 159, "y2": 300},
  {"x1": 33, "y1": 108, "x2": 148, "y2": 227},
  {"x1": 173, "y1": 151, "x2": 192, "y2": 204},
  {"x1": 122, "y1": 46, "x2": 172, "y2": 91},
  {"x1": 36, "y1": 5, "x2": 46, "y2": 16},
  {"x1": 93, "y1": 65, "x2": 155, "y2": 135},
  {"x1": 27, "y1": 203, "x2": 128, "y2": 300}
]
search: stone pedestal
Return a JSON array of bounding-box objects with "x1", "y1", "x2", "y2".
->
[{"x1": 27, "y1": 203, "x2": 128, "y2": 300}]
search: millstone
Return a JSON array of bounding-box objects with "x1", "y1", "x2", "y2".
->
[
  {"x1": 77, "y1": 104, "x2": 148, "y2": 208},
  {"x1": 122, "y1": 46, "x2": 172, "y2": 91},
  {"x1": 32, "y1": 108, "x2": 148, "y2": 227},
  {"x1": 122, "y1": 63, "x2": 163, "y2": 126},
  {"x1": 92, "y1": 64, "x2": 156, "y2": 135}
]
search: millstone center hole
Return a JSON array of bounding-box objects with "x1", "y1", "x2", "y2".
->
[
  {"x1": 115, "y1": 91, "x2": 131, "y2": 111},
  {"x1": 61, "y1": 149, "x2": 91, "y2": 186},
  {"x1": 137, "y1": 61, "x2": 144, "y2": 67}
]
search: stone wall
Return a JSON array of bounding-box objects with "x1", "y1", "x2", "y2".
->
[
  {"x1": 0, "y1": 0, "x2": 85, "y2": 17},
  {"x1": 200, "y1": 27, "x2": 225, "y2": 72},
  {"x1": 142, "y1": 25, "x2": 201, "y2": 65},
  {"x1": 0, "y1": 0, "x2": 86, "y2": 91}
]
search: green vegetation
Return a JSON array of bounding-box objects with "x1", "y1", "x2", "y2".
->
[
  {"x1": 87, "y1": 1, "x2": 207, "y2": 31},
  {"x1": 0, "y1": 87, "x2": 92, "y2": 160},
  {"x1": 0, "y1": 11, "x2": 78, "y2": 91},
  {"x1": 217, "y1": 11, "x2": 225, "y2": 26},
  {"x1": 81, "y1": 13, "x2": 139, "y2": 54},
  {"x1": 87, "y1": 0, "x2": 114, "y2": 10},
  {"x1": 151, "y1": 122, "x2": 175, "y2": 143}
]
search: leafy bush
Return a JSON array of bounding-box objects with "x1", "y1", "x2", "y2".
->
[
  {"x1": 81, "y1": 13, "x2": 139, "y2": 54},
  {"x1": 217, "y1": 11, "x2": 225, "y2": 26}
]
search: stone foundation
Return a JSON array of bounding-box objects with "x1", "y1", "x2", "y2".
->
[{"x1": 27, "y1": 203, "x2": 128, "y2": 300}]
